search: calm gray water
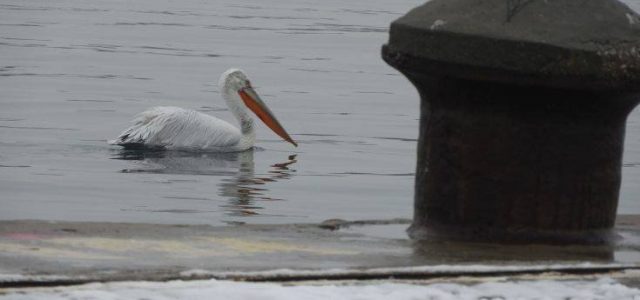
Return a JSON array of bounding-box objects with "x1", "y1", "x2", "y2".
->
[{"x1": 1, "y1": 0, "x2": 639, "y2": 226}]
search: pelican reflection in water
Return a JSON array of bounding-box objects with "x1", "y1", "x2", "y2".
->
[{"x1": 113, "y1": 149, "x2": 297, "y2": 217}]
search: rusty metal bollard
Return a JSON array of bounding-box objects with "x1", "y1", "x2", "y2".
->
[{"x1": 383, "y1": 0, "x2": 640, "y2": 243}]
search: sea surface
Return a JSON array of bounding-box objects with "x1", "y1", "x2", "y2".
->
[{"x1": 1, "y1": 0, "x2": 639, "y2": 226}]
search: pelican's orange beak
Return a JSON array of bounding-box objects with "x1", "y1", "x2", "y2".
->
[{"x1": 238, "y1": 87, "x2": 297, "y2": 147}]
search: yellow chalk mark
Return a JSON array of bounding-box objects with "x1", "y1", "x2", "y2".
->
[
  {"x1": 45, "y1": 237, "x2": 234, "y2": 257},
  {"x1": 0, "y1": 235, "x2": 358, "y2": 260},
  {"x1": 207, "y1": 237, "x2": 359, "y2": 255},
  {"x1": 0, "y1": 242, "x2": 122, "y2": 260}
]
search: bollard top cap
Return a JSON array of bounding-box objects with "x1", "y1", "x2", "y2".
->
[{"x1": 384, "y1": 0, "x2": 640, "y2": 91}]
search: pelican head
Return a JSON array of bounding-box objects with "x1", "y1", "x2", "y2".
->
[{"x1": 219, "y1": 68, "x2": 297, "y2": 147}]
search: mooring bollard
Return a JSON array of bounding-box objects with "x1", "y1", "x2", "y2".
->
[{"x1": 383, "y1": 0, "x2": 640, "y2": 243}]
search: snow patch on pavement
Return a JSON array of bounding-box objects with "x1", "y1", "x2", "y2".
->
[
  {"x1": 181, "y1": 262, "x2": 640, "y2": 279},
  {"x1": 1, "y1": 277, "x2": 639, "y2": 300}
]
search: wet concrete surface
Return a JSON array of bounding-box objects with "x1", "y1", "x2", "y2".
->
[{"x1": 1, "y1": 216, "x2": 640, "y2": 287}]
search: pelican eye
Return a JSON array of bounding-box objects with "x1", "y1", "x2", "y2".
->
[{"x1": 245, "y1": 80, "x2": 252, "y2": 88}]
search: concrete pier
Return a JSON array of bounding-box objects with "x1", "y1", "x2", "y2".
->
[
  {"x1": 2, "y1": 217, "x2": 640, "y2": 286},
  {"x1": 383, "y1": 0, "x2": 640, "y2": 243}
]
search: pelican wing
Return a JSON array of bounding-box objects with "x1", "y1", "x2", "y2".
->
[{"x1": 110, "y1": 106, "x2": 242, "y2": 150}]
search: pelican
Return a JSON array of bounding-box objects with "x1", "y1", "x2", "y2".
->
[{"x1": 109, "y1": 68, "x2": 297, "y2": 152}]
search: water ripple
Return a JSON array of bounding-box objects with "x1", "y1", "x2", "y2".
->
[
  {"x1": 111, "y1": 22, "x2": 193, "y2": 27},
  {"x1": 67, "y1": 99, "x2": 115, "y2": 103},
  {"x1": 0, "y1": 125, "x2": 77, "y2": 131},
  {"x1": 0, "y1": 23, "x2": 43, "y2": 27},
  {"x1": 0, "y1": 73, "x2": 152, "y2": 80}
]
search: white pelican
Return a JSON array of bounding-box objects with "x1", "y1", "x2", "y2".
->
[{"x1": 109, "y1": 68, "x2": 297, "y2": 152}]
